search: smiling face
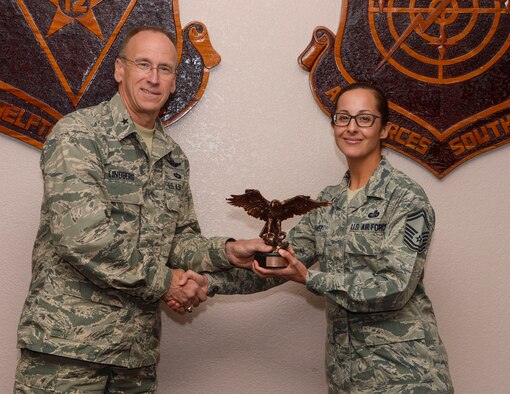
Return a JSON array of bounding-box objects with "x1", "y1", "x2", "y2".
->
[
  {"x1": 114, "y1": 30, "x2": 177, "y2": 128},
  {"x1": 332, "y1": 87, "x2": 389, "y2": 165}
]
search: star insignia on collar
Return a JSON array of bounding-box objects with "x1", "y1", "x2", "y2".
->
[{"x1": 121, "y1": 118, "x2": 129, "y2": 125}]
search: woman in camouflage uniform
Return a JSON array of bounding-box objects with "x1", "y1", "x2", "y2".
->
[{"x1": 199, "y1": 83, "x2": 454, "y2": 393}]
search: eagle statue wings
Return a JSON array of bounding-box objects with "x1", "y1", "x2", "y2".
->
[{"x1": 227, "y1": 189, "x2": 331, "y2": 250}]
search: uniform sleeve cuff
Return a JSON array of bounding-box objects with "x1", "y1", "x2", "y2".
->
[
  {"x1": 305, "y1": 269, "x2": 324, "y2": 295},
  {"x1": 204, "y1": 273, "x2": 219, "y2": 297},
  {"x1": 207, "y1": 237, "x2": 236, "y2": 270},
  {"x1": 144, "y1": 266, "x2": 172, "y2": 303}
]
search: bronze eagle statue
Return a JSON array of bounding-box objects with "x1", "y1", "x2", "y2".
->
[{"x1": 227, "y1": 189, "x2": 331, "y2": 250}]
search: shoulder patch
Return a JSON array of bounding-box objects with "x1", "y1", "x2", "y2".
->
[{"x1": 404, "y1": 210, "x2": 431, "y2": 253}]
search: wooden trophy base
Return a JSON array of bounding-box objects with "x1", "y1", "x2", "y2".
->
[{"x1": 255, "y1": 252, "x2": 288, "y2": 269}]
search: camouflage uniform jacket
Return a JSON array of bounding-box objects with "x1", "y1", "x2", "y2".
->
[
  {"x1": 207, "y1": 158, "x2": 453, "y2": 393},
  {"x1": 17, "y1": 94, "x2": 233, "y2": 368}
]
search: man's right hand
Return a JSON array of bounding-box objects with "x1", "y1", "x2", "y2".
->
[
  {"x1": 164, "y1": 271, "x2": 208, "y2": 314},
  {"x1": 161, "y1": 269, "x2": 207, "y2": 314}
]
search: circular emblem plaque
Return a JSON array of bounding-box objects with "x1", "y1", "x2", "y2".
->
[{"x1": 369, "y1": 1, "x2": 510, "y2": 83}]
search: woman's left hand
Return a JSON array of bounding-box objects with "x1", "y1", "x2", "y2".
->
[{"x1": 252, "y1": 248, "x2": 307, "y2": 284}]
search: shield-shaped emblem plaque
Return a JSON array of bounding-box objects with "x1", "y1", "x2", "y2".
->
[
  {"x1": 299, "y1": 1, "x2": 509, "y2": 178},
  {"x1": 1, "y1": 0, "x2": 220, "y2": 149}
]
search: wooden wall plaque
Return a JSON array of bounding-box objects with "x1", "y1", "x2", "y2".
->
[
  {"x1": 299, "y1": 1, "x2": 509, "y2": 178},
  {"x1": 0, "y1": 0, "x2": 220, "y2": 149}
]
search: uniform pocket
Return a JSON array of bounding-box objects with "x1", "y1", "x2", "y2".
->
[
  {"x1": 49, "y1": 283, "x2": 126, "y2": 347},
  {"x1": 159, "y1": 194, "x2": 182, "y2": 260},
  {"x1": 353, "y1": 319, "x2": 431, "y2": 386},
  {"x1": 104, "y1": 177, "x2": 143, "y2": 234},
  {"x1": 105, "y1": 172, "x2": 143, "y2": 202},
  {"x1": 344, "y1": 232, "x2": 383, "y2": 280},
  {"x1": 345, "y1": 231, "x2": 383, "y2": 256}
]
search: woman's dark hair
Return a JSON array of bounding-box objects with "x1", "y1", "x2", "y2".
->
[{"x1": 334, "y1": 82, "x2": 389, "y2": 127}]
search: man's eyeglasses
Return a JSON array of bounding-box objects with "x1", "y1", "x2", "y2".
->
[
  {"x1": 118, "y1": 57, "x2": 176, "y2": 77},
  {"x1": 331, "y1": 113, "x2": 380, "y2": 128}
]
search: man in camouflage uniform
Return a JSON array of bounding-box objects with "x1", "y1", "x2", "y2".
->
[
  {"x1": 197, "y1": 157, "x2": 454, "y2": 393},
  {"x1": 15, "y1": 27, "x2": 269, "y2": 393}
]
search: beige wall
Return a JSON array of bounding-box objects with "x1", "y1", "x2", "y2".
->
[{"x1": 2, "y1": 1, "x2": 509, "y2": 393}]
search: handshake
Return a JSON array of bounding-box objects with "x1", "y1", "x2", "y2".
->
[
  {"x1": 161, "y1": 268, "x2": 209, "y2": 314},
  {"x1": 160, "y1": 238, "x2": 274, "y2": 314}
]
